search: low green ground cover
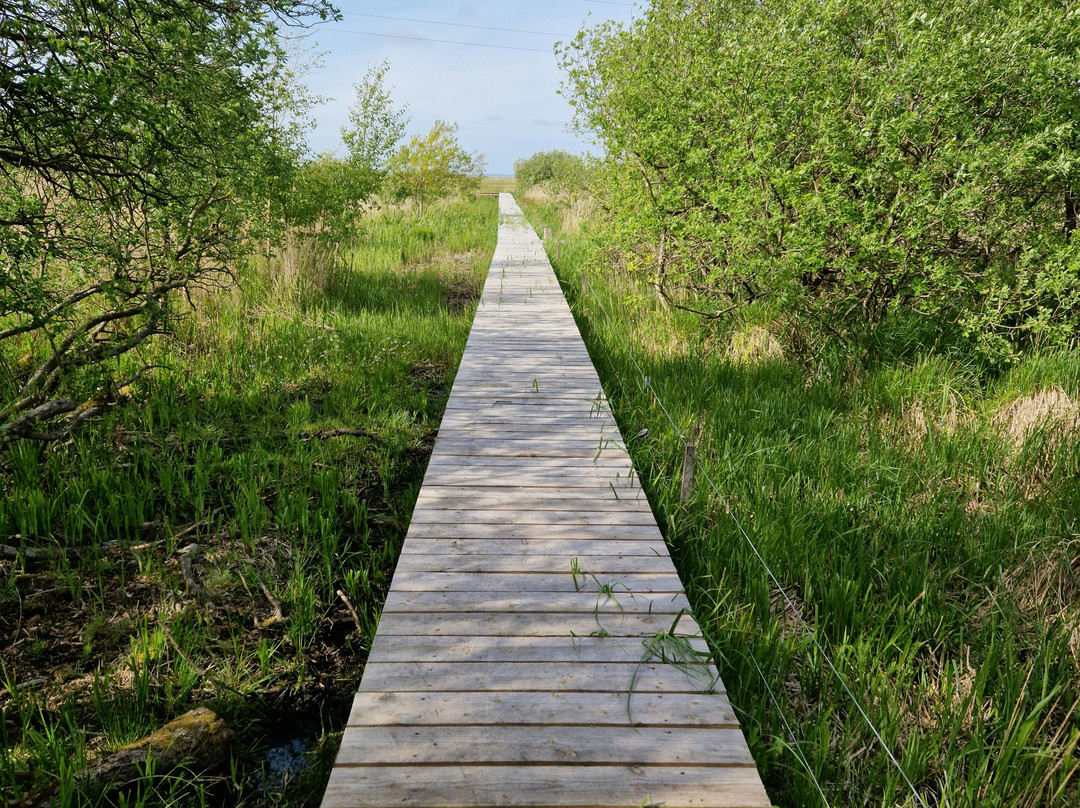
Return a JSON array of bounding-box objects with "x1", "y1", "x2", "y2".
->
[
  {"x1": 524, "y1": 196, "x2": 1080, "y2": 808},
  {"x1": 0, "y1": 198, "x2": 496, "y2": 807}
]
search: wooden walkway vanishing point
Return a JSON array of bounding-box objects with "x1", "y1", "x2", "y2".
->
[{"x1": 322, "y1": 195, "x2": 770, "y2": 808}]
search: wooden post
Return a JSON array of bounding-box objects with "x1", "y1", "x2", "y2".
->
[
  {"x1": 556, "y1": 243, "x2": 561, "y2": 264},
  {"x1": 680, "y1": 442, "x2": 696, "y2": 505},
  {"x1": 581, "y1": 273, "x2": 588, "y2": 304}
]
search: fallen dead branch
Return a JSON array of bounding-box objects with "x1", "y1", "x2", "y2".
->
[
  {"x1": 3, "y1": 525, "x2": 169, "y2": 563},
  {"x1": 257, "y1": 576, "x2": 284, "y2": 625},
  {"x1": 337, "y1": 589, "x2": 362, "y2": 631}
]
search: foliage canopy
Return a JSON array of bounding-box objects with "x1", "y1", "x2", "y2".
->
[
  {"x1": 0, "y1": 0, "x2": 333, "y2": 441},
  {"x1": 560, "y1": 0, "x2": 1080, "y2": 363},
  {"x1": 514, "y1": 150, "x2": 589, "y2": 196}
]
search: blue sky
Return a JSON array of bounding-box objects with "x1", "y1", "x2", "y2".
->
[{"x1": 294, "y1": 1, "x2": 641, "y2": 174}]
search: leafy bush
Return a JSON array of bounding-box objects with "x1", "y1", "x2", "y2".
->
[
  {"x1": 513, "y1": 150, "x2": 589, "y2": 195},
  {"x1": 560, "y1": 0, "x2": 1080, "y2": 363},
  {"x1": 0, "y1": 0, "x2": 333, "y2": 442}
]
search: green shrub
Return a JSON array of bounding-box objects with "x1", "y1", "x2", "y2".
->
[
  {"x1": 513, "y1": 150, "x2": 590, "y2": 195},
  {"x1": 560, "y1": 0, "x2": 1080, "y2": 364}
]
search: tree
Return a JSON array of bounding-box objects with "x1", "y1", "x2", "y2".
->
[
  {"x1": 0, "y1": 0, "x2": 334, "y2": 442},
  {"x1": 341, "y1": 60, "x2": 410, "y2": 196},
  {"x1": 387, "y1": 121, "x2": 484, "y2": 216},
  {"x1": 278, "y1": 59, "x2": 410, "y2": 235},
  {"x1": 560, "y1": 0, "x2": 1080, "y2": 362}
]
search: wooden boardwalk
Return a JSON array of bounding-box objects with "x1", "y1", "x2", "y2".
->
[{"x1": 322, "y1": 195, "x2": 770, "y2": 808}]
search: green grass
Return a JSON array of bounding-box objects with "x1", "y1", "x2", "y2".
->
[
  {"x1": 523, "y1": 196, "x2": 1080, "y2": 808},
  {"x1": 0, "y1": 197, "x2": 497, "y2": 807}
]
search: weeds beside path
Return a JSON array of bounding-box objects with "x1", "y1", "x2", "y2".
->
[{"x1": 0, "y1": 198, "x2": 496, "y2": 807}]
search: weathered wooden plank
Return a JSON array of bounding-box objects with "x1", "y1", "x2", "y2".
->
[
  {"x1": 416, "y1": 478, "x2": 642, "y2": 492},
  {"x1": 428, "y1": 447, "x2": 629, "y2": 461},
  {"x1": 415, "y1": 485, "x2": 646, "y2": 501},
  {"x1": 420, "y1": 467, "x2": 636, "y2": 480},
  {"x1": 448, "y1": 385, "x2": 605, "y2": 396},
  {"x1": 388, "y1": 571, "x2": 683, "y2": 594},
  {"x1": 443, "y1": 393, "x2": 608, "y2": 404},
  {"x1": 446, "y1": 382, "x2": 604, "y2": 391},
  {"x1": 419, "y1": 465, "x2": 639, "y2": 481},
  {"x1": 449, "y1": 380, "x2": 604, "y2": 392},
  {"x1": 408, "y1": 509, "x2": 656, "y2": 526},
  {"x1": 460, "y1": 337, "x2": 587, "y2": 347},
  {"x1": 438, "y1": 411, "x2": 615, "y2": 423},
  {"x1": 412, "y1": 494, "x2": 648, "y2": 514},
  {"x1": 334, "y1": 725, "x2": 756, "y2": 766},
  {"x1": 439, "y1": 404, "x2": 614, "y2": 415},
  {"x1": 437, "y1": 412, "x2": 618, "y2": 424},
  {"x1": 431, "y1": 426, "x2": 625, "y2": 440},
  {"x1": 461, "y1": 349, "x2": 595, "y2": 359},
  {"x1": 417, "y1": 475, "x2": 641, "y2": 492},
  {"x1": 322, "y1": 766, "x2": 771, "y2": 808},
  {"x1": 374, "y1": 610, "x2": 701, "y2": 638},
  {"x1": 431, "y1": 436, "x2": 630, "y2": 450},
  {"x1": 455, "y1": 356, "x2": 595, "y2": 367},
  {"x1": 381, "y1": 590, "x2": 690, "y2": 614},
  {"x1": 364, "y1": 634, "x2": 709, "y2": 665},
  {"x1": 455, "y1": 366, "x2": 596, "y2": 375},
  {"x1": 357, "y1": 662, "x2": 723, "y2": 694},
  {"x1": 413, "y1": 493, "x2": 651, "y2": 513},
  {"x1": 403, "y1": 523, "x2": 662, "y2": 540},
  {"x1": 398, "y1": 538, "x2": 665, "y2": 556},
  {"x1": 451, "y1": 368, "x2": 602, "y2": 379},
  {"x1": 346, "y1": 690, "x2": 737, "y2": 728},
  {"x1": 432, "y1": 431, "x2": 619, "y2": 441},
  {"x1": 424, "y1": 455, "x2": 632, "y2": 468},
  {"x1": 435, "y1": 422, "x2": 620, "y2": 434},
  {"x1": 393, "y1": 553, "x2": 675, "y2": 575}
]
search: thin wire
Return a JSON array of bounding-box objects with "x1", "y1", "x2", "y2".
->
[
  {"x1": 697, "y1": 465, "x2": 927, "y2": 808},
  {"x1": 578, "y1": 270, "x2": 930, "y2": 808},
  {"x1": 340, "y1": 12, "x2": 570, "y2": 38},
  {"x1": 313, "y1": 29, "x2": 554, "y2": 53},
  {"x1": 746, "y1": 648, "x2": 832, "y2": 808}
]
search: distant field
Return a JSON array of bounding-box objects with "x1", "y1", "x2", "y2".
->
[{"x1": 478, "y1": 175, "x2": 516, "y2": 194}]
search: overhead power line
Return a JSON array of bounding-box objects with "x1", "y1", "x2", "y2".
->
[{"x1": 340, "y1": 12, "x2": 570, "y2": 38}]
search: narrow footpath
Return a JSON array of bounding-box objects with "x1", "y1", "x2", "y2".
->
[{"x1": 321, "y1": 194, "x2": 769, "y2": 808}]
